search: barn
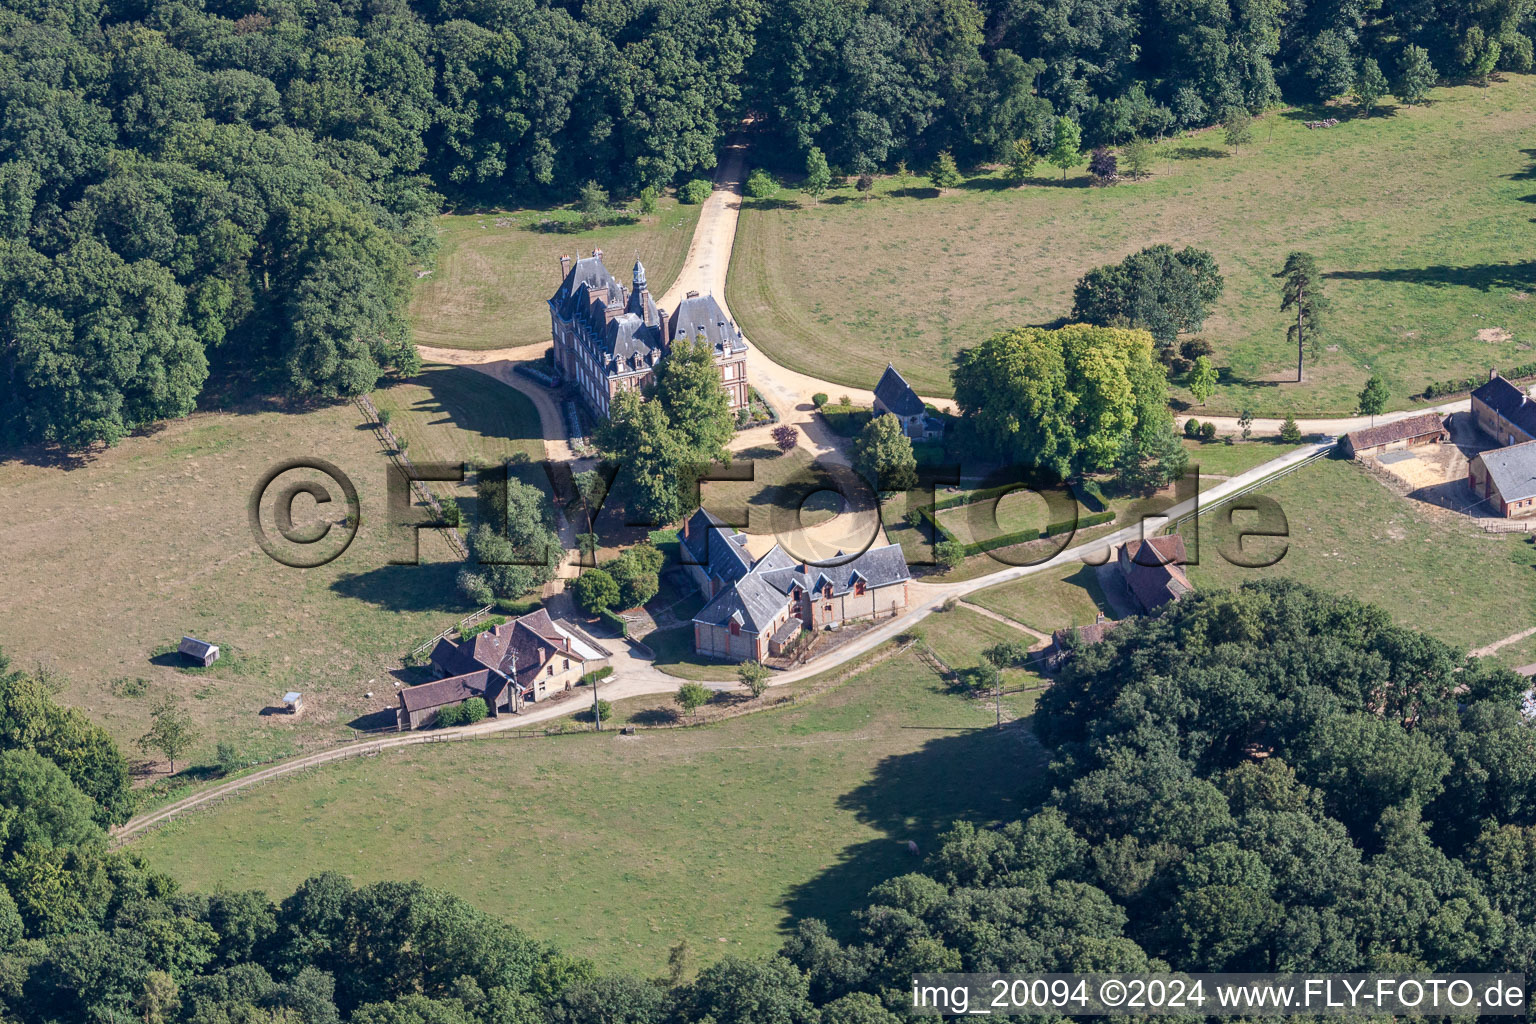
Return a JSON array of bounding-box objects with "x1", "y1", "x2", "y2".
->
[{"x1": 1340, "y1": 412, "x2": 1448, "y2": 459}]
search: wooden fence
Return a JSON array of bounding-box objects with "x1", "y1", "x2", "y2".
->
[{"x1": 354, "y1": 395, "x2": 469, "y2": 559}]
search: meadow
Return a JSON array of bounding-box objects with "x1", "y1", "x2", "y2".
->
[
  {"x1": 728, "y1": 76, "x2": 1536, "y2": 416},
  {"x1": 0, "y1": 366, "x2": 542, "y2": 766},
  {"x1": 132, "y1": 641, "x2": 1044, "y2": 975},
  {"x1": 1175, "y1": 455, "x2": 1536, "y2": 651},
  {"x1": 410, "y1": 201, "x2": 700, "y2": 350}
]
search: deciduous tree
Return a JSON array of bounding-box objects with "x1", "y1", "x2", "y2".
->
[{"x1": 852, "y1": 414, "x2": 918, "y2": 491}]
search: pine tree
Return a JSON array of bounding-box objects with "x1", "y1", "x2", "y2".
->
[
  {"x1": 1275, "y1": 252, "x2": 1328, "y2": 382},
  {"x1": 928, "y1": 151, "x2": 961, "y2": 192}
]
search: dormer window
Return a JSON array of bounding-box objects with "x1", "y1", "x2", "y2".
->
[{"x1": 855, "y1": 582, "x2": 866, "y2": 596}]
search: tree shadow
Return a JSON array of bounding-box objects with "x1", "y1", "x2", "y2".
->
[
  {"x1": 956, "y1": 176, "x2": 1016, "y2": 193},
  {"x1": 1510, "y1": 149, "x2": 1536, "y2": 182},
  {"x1": 630, "y1": 707, "x2": 680, "y2": 726},
  {"x1": 749, "y1": 197, "x2": 801, "y2": 212},
  {"x1": 1165, "y1": 145, "x2": 1229, "y2": 161},
  {"x1": 330, "y1": 561, "x2": 468, "y2": 613},
  {"x1": 1325, "y1": 262, "x2": 1536, "y2": 292},
  {"x1": 779, "y1": 716, "x2": 1050, "y2": 941},
  {"x1": 888, "y1": 186, "x2": 938, "y2": 200}
]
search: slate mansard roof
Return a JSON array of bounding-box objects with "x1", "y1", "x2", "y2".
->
[
  {"x1": 874, "y1": 363, "x2": 926, "y2": 419},
  {"x1": 669, "y1": 294, "x2": 746, "y2": 358},
  {"x1": 550, "y1": 254, "x2": 666, "y2": 373},
  {"x1": 688, "y1": 507, "x2": 913, "y2": 634},
  {"x1": 1477, "y1": 440, "x2": 1536, "y2": 504},
  {"x1": 1473, "y1": 374, "x2": 1536, "y2": 440}
]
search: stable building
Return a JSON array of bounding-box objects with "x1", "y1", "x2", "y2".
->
[
  {"x1": 1469, "y1": 440, "x2": 1536, "y2": 518},
  {"x1": 1117, "y1": 536, "x2": 1194, "y2": 613},
  {"x1": 548, "y1": 252, "x2": 747, "y2": 418},
  {"x1": 1470, "y1": 371, "x2": 1536, "y2": 448},
  {"x1": 681, "y1": 507, "x2": 912, "y2": 663},
  {"x1": 1341, "y1": 412, "x2": 1448, "y2": 459}
]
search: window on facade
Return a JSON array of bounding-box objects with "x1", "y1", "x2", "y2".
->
[
  {"x1": 855, "y1": 582, "x2": 866, "y2": 596},
  {"x1": 729, "y1": 620, "x2": 740, "y2": 636}
]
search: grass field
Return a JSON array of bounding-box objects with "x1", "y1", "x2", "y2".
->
[
  {"x1": 0, "y1": 367, "x2": 543, "y2": 767},
  {"x1": 410, "y1": 202, "x2": 700, "y2": 350},
  {"x1": 132, "y1": 645, "x2": 1044, "y2": 974},
  {"x1": 729, "y1": 77, "x2": 1536, "y2": 416},
  {"x1": 1176, "y1": 455, "x2": 1536, "y2": 651},
  {"x1": 968, "y1": 563, "x2": 1114, "y2": 634}
]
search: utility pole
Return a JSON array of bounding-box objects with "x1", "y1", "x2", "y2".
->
[{"x1": 593, "y1": 673, "x2": 602, "y2": 731}]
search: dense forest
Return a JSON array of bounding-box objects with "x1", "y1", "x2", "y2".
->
[
  {"x1": 1, "y1": 0, "x2": 1532, "y2": 448},
  {"x1": 4, "y1": 580, "x2": 1536, "y2": 1022}
]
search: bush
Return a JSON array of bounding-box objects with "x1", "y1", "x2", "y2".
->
[
  {"x1": 1184, "y1": 417, "x2": 1201, "y2": 438},
  {"x1": 580, "y1": 666, "x2": 614, "y2": 686},
  {"x1": 215, "y1": 741, "x2": 243, "y2": 776},
  {"x1": 1200, "y1": 421, "x2": 1218, "y2": 441},
  {"x1": 377, "y1": 408, "x2": 392, "y2": 428},
  {"x1": 576, "y1": 699, "x2": 614, "y2": 724},
  {"x1": 438, "y1": 497, "x2": 461, "y2": 528},
  {"x1": 436, "y1": 704, "x2": 465, "y2": 728},
  {"x1": 935, "y1": 538, "x2": 967, "y2": 569},
  {"x1": 745, "y1": 169, "x2": 779, "y2": 199},
  {"x1": 812, "y1": 392, "x2": 828, "y2": 408},
  {"x1": 680, "y1": 178, "x2": 712, "y2": 204},
  {"x1": 461, "y1": 697, "x2": 488, "y2": 724},
  {"x1": 572, "y1": 568, "x2": 621, "y2": 615}
]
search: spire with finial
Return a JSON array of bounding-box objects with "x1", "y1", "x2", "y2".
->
[{"x1": 632, "y1": 256, "x2": 647, "y2": 292}]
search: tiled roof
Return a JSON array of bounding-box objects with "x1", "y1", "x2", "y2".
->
[
  {"x1": 399, "y1": 670, "x2": 492, "y2": 713},
  {"x1": 1120, "y1": 537, "x2": 1192, "y2": 612},
  {"x1": 1343, "y1": 412, "x2": 1446, "y2": 452},
  {"x1": 1472, "y1": 375, "x2": 1536, "y2": 440},
  {"x1": 874, "y1": 364, "x2": 925, "y2": 418},
  {"x1": 1477, "y1": 440, "x2": 1536, "y2": 503}
]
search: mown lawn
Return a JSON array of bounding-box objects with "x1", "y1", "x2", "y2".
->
[
  {"x1": 133, "y1": 648, "x2": 1044, "y2": 975},
  {"x1": 0, "y1": 368, "x2": 543, "y2": 764},
  {"x1": 729, "y1": 77, "x2": 1536, "y2": 416},
  {"x1": 410, "y1": 202, "x2": 700, "y2": 350},
  {"x1": 1175, "y1": 455, "x2": 1536, "y2": 651},
  {"x1": 968, "y1": 562, "x2": 1114, "y2": 635}
]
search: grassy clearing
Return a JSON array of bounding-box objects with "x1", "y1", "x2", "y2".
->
[
  {"x1": 1180, "y1": 438, "x2": 1304, "y2": 477},
  {"x1": 133, "y1": 650, "x2": 1042, "y2": 975},
  {"x1": 729, "y1": 77, "x2": 1536, "y2": 415},
  {"x1": 968, "y1": 562, "x2": 1114, "y2": 634},
  {"x1": 0, "y1": 368, "x2": 544, "y2": 765},
  {"x1": 410, "y1": 202, "x2": 700, "y2": 350},
  {"x1": 1175, "y1": 456, "x2": 1536, "y2": 651}
]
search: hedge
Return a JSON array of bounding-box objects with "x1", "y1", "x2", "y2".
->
[
  {"x1": 458, "y1": 615, "x2": 507, "y2": 641},
  {"x1": 1423, "y1": 363, "x2": 1536, "y2": 400},
  {"x1": 581, "y1": 666, "x2": 614, "y2": 686},
  {"x1": 910, "y1": 503, "x2": 1115, "y2": 557},
  {"x1": 599, "y1": 608, "x2": 629, "y2": 638}
]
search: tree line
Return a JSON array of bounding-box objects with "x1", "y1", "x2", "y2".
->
[
  {"x1": 6, "y1": 580, "x2": 1536, "y2": 1022},
  {"x1": 1, "y1": 0, "x2": 1526, "y2": 449}
]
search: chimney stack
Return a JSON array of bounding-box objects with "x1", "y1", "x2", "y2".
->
[
  {"x1": 1491, "y1": 367, "x2": 1500, "y2": 380},
  {"x1": 559, "y1": 254, "x2": 571, "y2": 279}
]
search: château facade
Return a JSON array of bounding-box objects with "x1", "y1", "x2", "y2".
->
[{"x1": 548, "y1": 251, "x2": 748, "y2": 418}]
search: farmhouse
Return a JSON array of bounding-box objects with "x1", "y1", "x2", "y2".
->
[
  {"x1": 1117, "y1": 535, "x2": 1193, "y2": 613},
  {"x1": 1469, "y1": 441, "x2": 1536, "y2": 518},
  {"x1": 1471, "y1": 370, "x2": 1536, "y2": 448},
  {"x1": 873, "y1": 363, "x2": 943, "y2": 440},
  {"x1": 548, "y1": 252, "x2": 748, "y2": 418},
  {"x1": 397, "y1": 608, "x2": 608, "y2": 729},
  {"x1": 681, "y1": 507, "x2": 912, "y2": 662},
  {"x1": 1341, "y1": 412, "x2": 1448, "y2": 459}
]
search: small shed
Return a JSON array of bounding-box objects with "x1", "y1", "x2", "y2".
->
[
  {"x1": 178, "y1": 636, "x2": 219, "y2": 667},
  {"x1": 282, "y1": 692, "x2": 304, "y2": 715}
]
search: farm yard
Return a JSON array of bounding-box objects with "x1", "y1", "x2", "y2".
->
[
  {"x1": 728, "y1": 77, "x2": 1536, "y2": 416},
  {"x1": 0, "y1": 367, "x2": 544, "y2": 767},
  {"x1": 131, "y1": 645, "x2": 1043, "y2": 975},
  {"x1": 409, "y1": 201, "x2": 700, "y2": 350}
]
